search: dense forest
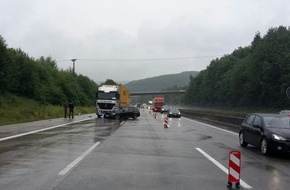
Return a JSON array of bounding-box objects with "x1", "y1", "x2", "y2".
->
[
  {"x1": 183, "y1": 26, "x2": 290, "y2": 109},
  {"x1": 0, "y1": 36, "x2": 98, "y2": 106}
]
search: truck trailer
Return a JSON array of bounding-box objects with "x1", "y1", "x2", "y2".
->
[{"x1": 96, "y1": 85, "x2": 130, "y2": 118}]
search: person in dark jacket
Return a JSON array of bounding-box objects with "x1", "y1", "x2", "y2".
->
[{"x1": 68, "y1": 101, "x2": 74, "y2": 119}]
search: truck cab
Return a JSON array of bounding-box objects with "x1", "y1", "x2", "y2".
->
[
  {"x1": 96, "y1": 85, "x2": 130, "y2": 118},
  {"x1": 152, "y1": 97, "x2": 164, "y2": 112}
]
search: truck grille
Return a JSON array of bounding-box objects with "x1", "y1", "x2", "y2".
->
[{"x1": 98, "y1": 103, "x2": 115, "y2": 110}]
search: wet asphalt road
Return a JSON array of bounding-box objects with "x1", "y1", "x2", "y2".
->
[
  {"x1": 1, "y1": 110, "x2": 290, "y2": 190},
  {"x1": 0, "y1": 114, "x2": 119, "y2": 190}
]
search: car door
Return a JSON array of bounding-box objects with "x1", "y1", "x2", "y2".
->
[
  {"x1": 123, "y1": 107, "x2": 129, "y2": 118},
  {"x1": 119, "y1": 108, "x2": 127, "y2": 118},
  {"x1": 250, "y1": 115, "x2": 263, "y2": 146},
  {"x1": 128, "y1": 107, "x2": 134, "y2": 118},
  {"x1": 242, "y1": 114, "x2": 255, "y2": 144}
]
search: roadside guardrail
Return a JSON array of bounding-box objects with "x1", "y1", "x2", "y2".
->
[{"x1": 179, "y1": 109, "x2": 246, "y2": 132}]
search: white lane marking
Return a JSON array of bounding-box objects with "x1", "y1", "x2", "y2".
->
[
  {"x1": 183, "y1": 117, "x2": 238, "y2": 136},
  {"x1": 196, "y1": 148, "x2": 252, "y2": 189},
  {"x1": 0, "y1": 117, "x2": 95, "y2": 142},
  {"x1": 120, "y1": 120, "x2": 126, "y2": 125},
  {"x1": 58, "y1": 141, "x2": 100, "y2": 176}
]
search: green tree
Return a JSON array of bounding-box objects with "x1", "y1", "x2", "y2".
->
[
  {"x1": 102, "y1": 79, "x2": 118, "y2": 85},
  {"x1": 0, "y1": 36, "x2": 8, "y2": 94},
  {"x1": 183, "y1": 26, "x2": 290, "y2": 109}
]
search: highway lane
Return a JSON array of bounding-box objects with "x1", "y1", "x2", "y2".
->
[
  {"x1": 0, "y1": 116, "x2": 120, "y2": 190},
  {"x1": 55, "y1": 110, "x2": 290, "y2": 190},
  {"x1": 1, "y1": 110, "x2": 290, "y2": 189},
  {"x1": 181, "y1": 117, "x2": 290, "y2": 190}
]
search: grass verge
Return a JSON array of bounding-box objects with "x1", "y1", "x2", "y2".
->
[{"x1": 0, "y1": 94, "x2": 95, "y2": 126}]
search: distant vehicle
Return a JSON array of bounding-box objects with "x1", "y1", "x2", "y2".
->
[
  {"x1": 279, "y1": 110, "x2": 290, "y2": 115},
  {"x1": 96, "y1": 85, "x2": 130, "y2": 118},
  {"x1": 140, "y1": 103, "x2": 147, "y2": 109},
  {"x1": 160, "y1": 105, "x2": 170, "y2": 113},
  {"x1": 113, "y1": 106, "x2": 140, "y2": 120},
  {"x1": 167, "y1": 107, "x2": 181, "y2": 118},
  {"x1": 152, "y1": 97, "x2": 164, "y2": 112},
  {"x1": 239, "y1": 113, "x2": 290, "y2": 155}
]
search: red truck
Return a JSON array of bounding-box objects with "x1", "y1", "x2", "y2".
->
[{"x1": 152, "y1": 97, "x2": 164, "y2": 112}]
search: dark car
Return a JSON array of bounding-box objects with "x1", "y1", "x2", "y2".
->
[
  {"x1": 167, "y1": 107, "x2": 181, "y2": 118},
  {"x1": 160, "y1": 105, "x2": 170, "y2": 113},
  {"x1": 239, "y1": 113, "x2": 290, "y2": 155},
  {"x1": 114, "y1": 106, "x2": 140, "y2": 120}
]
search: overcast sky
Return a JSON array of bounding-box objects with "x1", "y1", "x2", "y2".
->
[{"x1": 1, "y1": 0, "x2": 289, "y2": 83}]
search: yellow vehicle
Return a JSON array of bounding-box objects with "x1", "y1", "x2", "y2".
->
[{"x1": 96, "y1": 85, "x2": 130, "y2": 118}]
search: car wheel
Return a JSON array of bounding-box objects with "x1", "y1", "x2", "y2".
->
[
  {"x1": 239, "y1": 132, "x2": 248, "y2": 147},
  {"x1": 260, "y1": 137, "x2": 270, "y2": 155},
  {"x1": 115, "y1": 115, "x2": 120, "y2": 120},
  {"x1": 133, "y1": 114, "x2": 137, "y2": 120}
]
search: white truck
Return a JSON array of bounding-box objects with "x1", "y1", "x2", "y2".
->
[{"x1": 96, "y1": 85, "x2": 130, "y2": 118}]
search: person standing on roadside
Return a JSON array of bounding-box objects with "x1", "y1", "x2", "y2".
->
[
  {"x1": 64, "y1": 100, "x2": 68, "y2": 118},
  {"x1": 68, "y1": 100, "x2": 74, "y2": 119}
]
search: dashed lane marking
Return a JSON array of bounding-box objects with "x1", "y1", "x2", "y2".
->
[{"x1": 58, "y1": 141, "x2": 100, "y2": 176}]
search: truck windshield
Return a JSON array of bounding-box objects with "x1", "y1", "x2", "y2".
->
[{"x1": 97, "y1": 92, "x2": 118, "y2": 100}]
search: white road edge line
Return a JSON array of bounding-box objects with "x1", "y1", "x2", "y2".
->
[
  {"x1": 0, "y1": 117, "x2": 95, "y2": 142},
  {"x1": 183, "y1": 117, "x2": 238, "y2": 136},
  {"x1": 58, "y1": 141, "x2": 100, "y2": 176},
  {"x1": 195, "y1": 147, "x2": 252, "y2": 189}
]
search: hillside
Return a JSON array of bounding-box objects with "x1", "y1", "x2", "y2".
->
[
  {"x1": 0, "y1": 36, "x2": 98, "y2": 107},
  {"x1": 124, "y1": 71, "x2": 199, "y2": 92},
  {"x1": 183, "y1": 26, "x2": 290, "y2": 108}
]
